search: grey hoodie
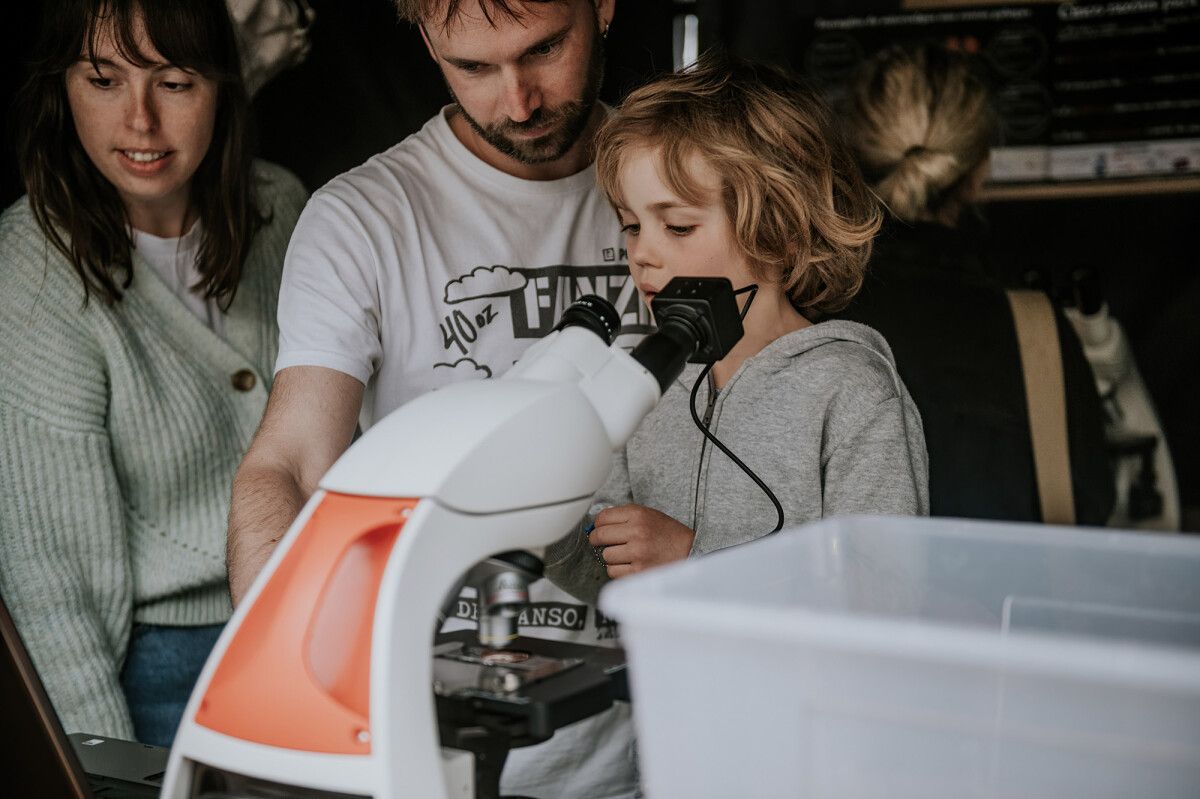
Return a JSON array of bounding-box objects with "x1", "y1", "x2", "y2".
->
[{"x1": 545, "y1": 319, "x2": 930, "y2": 605}]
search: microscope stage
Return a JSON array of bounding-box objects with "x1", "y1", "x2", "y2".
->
[
  {"x1": 432, "y1": 630, "x2": 628, "y2": 745},
  {"x1": 433, "y1": 640, "x2": 583, "y2": 697}
]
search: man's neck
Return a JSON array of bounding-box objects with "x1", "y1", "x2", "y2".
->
[{"x1": 446, "y1": 104, "x2": 604, "y2": 181}]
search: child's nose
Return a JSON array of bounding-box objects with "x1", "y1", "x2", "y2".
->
[{"x1": 630, "y1": 237, "x2": 663, "y2": 271}]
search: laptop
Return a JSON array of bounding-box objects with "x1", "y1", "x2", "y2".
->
[{"x1": 0, "y1": 592, "x2": 167, "y2": 798}]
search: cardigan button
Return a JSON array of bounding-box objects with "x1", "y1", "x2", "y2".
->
[{"x1": 231, "y1": 369, "x2": 257, "y2": 392}]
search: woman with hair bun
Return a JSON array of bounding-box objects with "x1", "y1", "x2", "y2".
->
[
  {"x1": 847, "y1": 43, "x2": 995, "y2": 227},
  {"x1": 837, "y1": 43, "x2": 1113, "y2": 524},
  {"x1": 0, "y1": 0, "x2": 307, "y2": 745}
]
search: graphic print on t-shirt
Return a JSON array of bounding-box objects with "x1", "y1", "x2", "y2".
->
[
  {"x1": 452, "y1": 595, "x2": 590, "y2": 633},
  {"x1": 435, "y1": 263, "x2": 651, "y2": 378}
]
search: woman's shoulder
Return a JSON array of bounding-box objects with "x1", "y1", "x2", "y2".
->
[
  {"x1": 239, "y1": 162, "x2": 308, "y2": 290},
  {"x1": 249, "y1": 161, "x2": 309, "y2": 260},
  {"x1": 1, "y1": 196, "x2": 41, "y2": 249},
  {"x1": 0, "y1": 198, "x2": 85, "y2": 303},
  {"x1": 0, "y1": 199, "x2": 105, "y2": 416},
  {"x1": 252, "y1": 160, "x2": 308, "y2": 212}
]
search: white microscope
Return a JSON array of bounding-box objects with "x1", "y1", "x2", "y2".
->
[{"x1": 160, "y1": 278, "x2": 745, "y2": 799}]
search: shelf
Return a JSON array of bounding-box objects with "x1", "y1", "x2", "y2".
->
[
  {"x1": 904, "y1": 0, "x2": 1063, "y2": 7},
  {"x1": 982, "y1": 175, "x2": 1200, "y2": 201},
  {"x1": 901, "y1": 0, "x2": 1059, "y2": 7}
]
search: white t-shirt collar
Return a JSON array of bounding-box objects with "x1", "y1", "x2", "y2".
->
[{"x1": 131, "y1": 219, "x2": 226, "y2": 337}]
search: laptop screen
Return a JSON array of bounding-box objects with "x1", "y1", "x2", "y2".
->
[{"x1": 0, "y1": 590, "x2": 91, "y2": 798}]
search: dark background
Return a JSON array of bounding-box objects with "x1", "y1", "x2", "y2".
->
[
  {"x1": 695, "y1": 0, "x2": 1200, "y2": 527},
  {"x1": 251, "y1": 0, "x2": 676, "y2": 192},
  {"x1": 3, "y1": 0, "x2": 1195, "y2": 528}
]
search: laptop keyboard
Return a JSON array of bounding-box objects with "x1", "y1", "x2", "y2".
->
[{"x1": 89, "y1": 775, "x2": 161, "y2": 798}]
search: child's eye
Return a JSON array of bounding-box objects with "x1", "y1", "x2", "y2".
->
[
  {"x1": 620, "y1": 223, "x2": 640, "y2": 236},
  {"x1": 666, "y1": 224, "x2": 696, "y2": 236}
]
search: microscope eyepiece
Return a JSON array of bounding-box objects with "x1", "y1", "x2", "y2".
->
[
  {"x1": 554, "y1": 294, "x2": 622, "y2": 345},
  {"x1": 631, "y1": 277, "x2": 745, "y2": 393}
]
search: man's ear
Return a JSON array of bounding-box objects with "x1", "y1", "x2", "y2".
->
[
  {"x1": 597, "y1": 0, "x2": 616, "y2": 34},
  {"x1": 418, "y1": 22, "x2": 438, "y2": 63}
]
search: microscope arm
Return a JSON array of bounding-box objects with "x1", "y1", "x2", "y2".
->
[
  {"x1": 164, "y1": 326, "x2": 661, "y2": 799},
  {"x1": 163, "y1": 283, "x2": 740, "y2": 799}
]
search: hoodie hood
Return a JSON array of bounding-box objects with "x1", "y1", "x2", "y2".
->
[{"x1": 672, "y1": 318, "x2": 901, "y2": 392}]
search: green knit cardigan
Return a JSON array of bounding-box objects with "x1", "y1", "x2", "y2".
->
[{"x1": 0, "y1": 161, "x2": 308, "y2": 739}]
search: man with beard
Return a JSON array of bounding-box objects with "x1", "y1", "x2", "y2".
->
[{"x1": 227, "y1": 1, "x2": 637, "y2": 797}]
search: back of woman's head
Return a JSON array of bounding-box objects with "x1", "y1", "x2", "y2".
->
[
  {"x1": 595, "y1": 52, "x2": 881, "y2": 315},
  {"x1": 14, "y1": 0, "x2": 260, "y2": 305},
  {"x1": 845, "y1": 43, "x2": 996, "y2": 225}
]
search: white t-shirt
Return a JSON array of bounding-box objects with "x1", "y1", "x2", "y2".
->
[
  {"x1": 277, "y1": 106, "x2": 652, "y2": 428},
  {"x1": 275, "y1": 107, "x2": 645, "y2": 799},
  {"x1": 133, "y1": 220, "x2": 226, "y2": 338}
]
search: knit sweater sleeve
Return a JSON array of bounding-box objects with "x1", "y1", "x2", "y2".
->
[{"x1": 0, "y1": 205, "x2": 136, "y2": 739}]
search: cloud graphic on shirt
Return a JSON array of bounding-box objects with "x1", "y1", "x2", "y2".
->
[
  {"x1": 433, "y1": 358, "x2": 493, "y2": 380},
  {"x1": 444, "y1": 266, "x2": 527, "y2": 304}
]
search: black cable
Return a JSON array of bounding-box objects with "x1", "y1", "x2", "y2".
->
[
  {"x1": 732, "y1": 283, "x2": 758, "y2": 308},
  {"x1": 686, "y1": 284, "x2": 786, "y2": 536}
]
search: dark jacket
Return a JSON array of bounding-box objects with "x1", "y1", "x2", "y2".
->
[{"x1": 835, "y1": 218, "x2": 1114, "y2": 525}]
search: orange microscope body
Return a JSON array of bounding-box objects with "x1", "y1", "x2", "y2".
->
[{"x1": 159, "y1": 283, "x2": 744, "y2": 798}]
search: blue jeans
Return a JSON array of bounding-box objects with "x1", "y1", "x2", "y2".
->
[{"x1": 119, "y1": 622, "x2": 224, "y2": 747}]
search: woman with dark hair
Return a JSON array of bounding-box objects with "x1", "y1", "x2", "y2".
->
[{"x1": 0, "y1": 0, "x2": 307, "y2": 746}]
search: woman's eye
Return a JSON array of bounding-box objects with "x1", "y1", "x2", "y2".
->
[
  {"x1": 666, "y1": 225, "x2": 696, "y2": 236},
  {"x1": 88, "y1": 76, "x2": 113, "y2": 89},
  {"x1": 620, "y1": 223, "x2": 640, "y2": 235},
  {"x1": 162, "y1": 81, "x2": 192, "y2": 92}
]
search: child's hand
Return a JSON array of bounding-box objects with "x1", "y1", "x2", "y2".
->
[{"x1": 589, "y1": 504, "x2": 695, "y2": 578}]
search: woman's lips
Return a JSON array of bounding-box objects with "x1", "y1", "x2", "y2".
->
[{"x1": 117, "y1": 149, "x2": 174, "y2": 176}]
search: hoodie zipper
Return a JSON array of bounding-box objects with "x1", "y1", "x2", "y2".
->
[{"x1": 691, "y1": 370, "x2": 718, "y2": 532}]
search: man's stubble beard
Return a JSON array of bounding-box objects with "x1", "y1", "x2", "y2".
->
[{"x1": 447, "y1": 23, "x2": 606, "y2": 166}]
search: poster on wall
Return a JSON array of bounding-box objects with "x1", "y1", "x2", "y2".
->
[{"x1": 799, "y1": 0, "x2": 1200, "y2": 182}]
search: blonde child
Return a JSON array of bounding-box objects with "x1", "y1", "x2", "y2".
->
[{"x1": 546, "y1": 54, "x2": 929, "y2": 602}]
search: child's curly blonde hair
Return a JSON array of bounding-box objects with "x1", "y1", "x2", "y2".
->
[{"x1": 596, "y1": 53, "x2": 882, "y2": 314}]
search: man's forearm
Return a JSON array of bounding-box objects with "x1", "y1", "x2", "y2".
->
[{"x1": 227, "y1": 463, "x2": 309, "y2": 606}]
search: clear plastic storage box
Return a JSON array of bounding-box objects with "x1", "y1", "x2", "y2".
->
[{"x1": 600, "y1": 516, "x2": 1200, "y2": 798}]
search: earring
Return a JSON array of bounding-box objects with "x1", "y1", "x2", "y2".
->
[{"x1": 603, "y1": 21, "x2": 610, "y2": 39}]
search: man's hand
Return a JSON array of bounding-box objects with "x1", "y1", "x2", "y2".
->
[{"x1": 589, "y1": 504, "x2": 695, "y2": 579}]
